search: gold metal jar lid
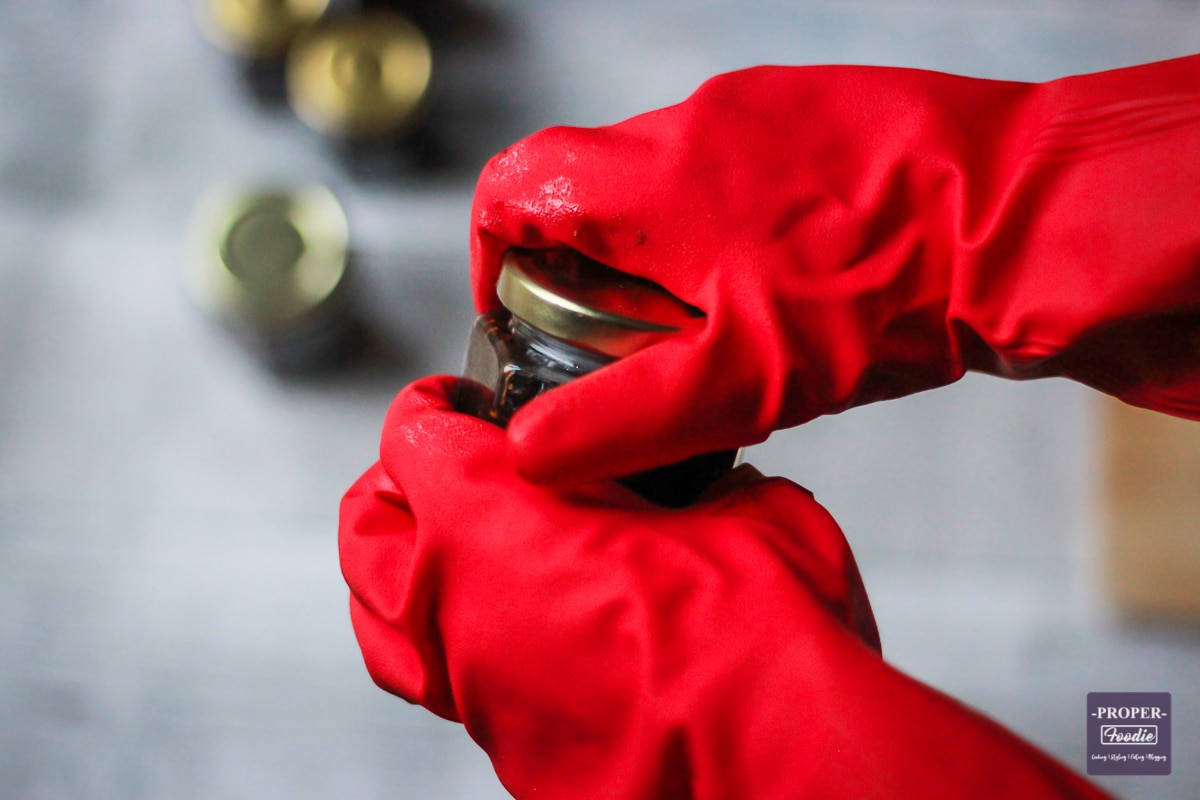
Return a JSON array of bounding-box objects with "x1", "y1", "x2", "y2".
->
[
  {"x1": 497, "y1": 249, "x2": 705, "y2": 359},
  {"x1": 186, "y1": 184, "x2": 350, "y2": 331},
  {"x1": 286, "y1": 12, "x2": 432, "y2": 140},
  {"x1": 194, "y1": 0, "x2": 331, "y2": 58}
]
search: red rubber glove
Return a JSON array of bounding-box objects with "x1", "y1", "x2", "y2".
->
[
  {"x1": 472, "y1": 56, "x2": 1200, "y2": 485},
  {"x1": 340, "y1": 375, "x2": 1113, "y2": 800}
]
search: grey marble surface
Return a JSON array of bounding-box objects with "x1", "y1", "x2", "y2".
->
[{"x1": 2, "y1": 1, "x2": 1199, "y2": 798}]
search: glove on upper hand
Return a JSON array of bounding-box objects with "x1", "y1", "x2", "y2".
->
[
  {"x1": 340, "y1": 375, "x2": 1111, "y2": 800},
  {"x1": 472, "y1": 56, "x2": 1200, "y2": 485}
]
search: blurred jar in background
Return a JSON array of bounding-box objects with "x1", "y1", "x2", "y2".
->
[
  {"x1": 186, "y1": 184, "x2": 363, "y2": 373},
  {"x1": 194, "y1": 0, "x2": 332, "y2": 105},
  {"x1": 286, "y1": 11, "x2": 435, "y2": 176}
]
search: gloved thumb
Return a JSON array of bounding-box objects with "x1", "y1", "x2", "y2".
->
[{"x1": 506, "y1": 330, "x2": 769, "y2": 487}]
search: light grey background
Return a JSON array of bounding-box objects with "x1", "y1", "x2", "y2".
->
[{"x1": 1, "y1": 1, "x2": 1198, "y2": 798}]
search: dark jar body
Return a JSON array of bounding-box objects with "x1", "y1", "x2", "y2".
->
[{"x1": 455, "y1": 309, "x2": 738, "y2": 507}]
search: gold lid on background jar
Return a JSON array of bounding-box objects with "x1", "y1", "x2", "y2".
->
[
  {"x1": 186, "y1": 184, "x2": 349, "y2": 333},
  {"x1": 286, "y1": 12, "x2": 432, "y2": 140},
  {"x1": 195, "y1": 0, "x2": 331, "y2": 58},
  {"x1": 497, "y1": 249, "x2": 705, "y2": 359}
]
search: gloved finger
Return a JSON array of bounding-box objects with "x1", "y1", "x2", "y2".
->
[
  {"x1": 505, "y1": 312, "x2": 782, "y2": 486},
  {"x1": 338, "y1": 463, "x2": 457, "y2": 718},
  {"x1": 382, "y1": 375, "x2": 637, "y2": 526},
  {"x1": 378, "y1": 374, "x2": 509, "y2": 480},
  {"x1": 469, "y1": 123, "x2": 698, "y2": 313},
  {"x1": 471, "y1": 127, "x2": 616, "y2": 312}
]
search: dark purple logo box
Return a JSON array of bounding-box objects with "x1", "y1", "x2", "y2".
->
[{"x1": 1087, "y1": 692, "x2": 1171, "y2": 776}]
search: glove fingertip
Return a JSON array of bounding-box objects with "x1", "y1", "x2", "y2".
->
[
  {"x1": 506, "y1": 390, "x2": 631, "y2": 486},
  {"x1": 506, "y1": 403, "x2": 587, "y2": 485},
  {"x1": 506, "y1": 343, "x2": 726, "y2": 485},
  {"x1": 390, "y1": 374, "x2": 459, "y2": 413},
  {"x1": 380, "y1": 376, "x2": 508, "y2": 485},
  {"x1": 383, "y1": 376, "x2": 451, "y2": 445}
]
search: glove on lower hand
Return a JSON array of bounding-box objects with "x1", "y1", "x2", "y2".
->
[
  {"x1": 472, "y1": 56, "x2": 1200, "y2": 485},
  {"x1": 340, "y1": 375, "x2": 1112, "y2": 800}
]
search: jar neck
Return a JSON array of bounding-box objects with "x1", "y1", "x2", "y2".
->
[{"x1": 508, "y1": 315, "x2": 615, "y2": 374}]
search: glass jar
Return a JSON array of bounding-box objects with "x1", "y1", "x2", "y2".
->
[{"x1": 456, "y1": 248, "x2": 739, "y2": 508}]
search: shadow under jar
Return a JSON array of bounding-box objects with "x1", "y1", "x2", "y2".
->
[{"x1": 456, "y1": 248, "x2": 740, "y2": 508}]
